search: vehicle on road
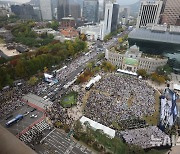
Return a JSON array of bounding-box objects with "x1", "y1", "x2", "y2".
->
[
  {"x1": 6, "y1": 114, "x2": 23, "y2": 127},
  {"x1": 24, "y1": 111, "x2": 30, "y2": 116},
  {"x1": 30, "y1": 108, "x2": 36, "y2": 112},
  {"x1": 30, "y1": 114, "x2": 38, "y2": 118}
]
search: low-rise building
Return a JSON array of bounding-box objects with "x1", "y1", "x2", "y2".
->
[
  {"x1": 60, "y1": 16, "x2": 76, "y2": 29},
  {"x1": 129, "y1": 24, "x2": 180, "y2": 45},
  {"x1": 60, "y1": 27, "x2": 79, "y2": 39},
  {"x1": 78, "y1": 24, "x2": 103, "y2": 41},
  {"x1": 33, "y1": 28, "x2": 55, "y2": 35},
  {"x1": 106, "y1": 45, "x2": 168, "y2": 73}
]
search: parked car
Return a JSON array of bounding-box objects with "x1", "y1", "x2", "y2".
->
[
  {"x1": 24, "y1": 111, "x2": 30, "y2": 116},
  {"x1": 30, "y1": 114, "x2": 37, "y2": 118},
  {"x1": 30, "y1": 108, "x2": 36, "y2": 112}
]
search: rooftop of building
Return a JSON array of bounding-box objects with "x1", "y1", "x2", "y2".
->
[
  {"x1": 60, "y1": 27, "x2": 79, "y2": 38},
  {"x1": 129, "y1": 26, "x2": 180, "y2": 45},
  {"x1": 141, "y1": 53, "x2": 166, "y2": 59},
  {"x1": 109, "y1": 45, "x2": 167, "y2": 60},
  {"x1": 62, "y1": 16, "x2": 75, "y2": 21}
]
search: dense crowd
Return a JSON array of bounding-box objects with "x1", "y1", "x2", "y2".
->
[
  {"x1": 46, "y1": 87, "x2": 85, "y2": 126},
  {"x1": 84, "y1": 73, "x2": 156, "y2": 129},
  {"x1": 33, "y1": 51, "x2": 97, "y2": 99},
  {"x1": 118, "y1": 126, "x2": 169, "y2": 149},
  {"x1": 56, "y1": 52, "x2": 97, "y2": 82},
  {"x1": 0, "y1": 51, "x2": 96, "y2": 119},
  {"x1": 0, "y1": 82, "x2": 34, "y2": 118}
]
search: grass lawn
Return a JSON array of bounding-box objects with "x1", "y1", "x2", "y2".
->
[
  {"x1": 61, "y1": 91, "x2": 78, "y2": 108},
  {"x1": 143, "y1": 90, "x2": 160, "y2": 126}
]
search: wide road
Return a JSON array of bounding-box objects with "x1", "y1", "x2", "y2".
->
[
  {"x1": 39, "y1": 29, "x2": 131, "y2": 102},
  {"x1": 104, "y1": 29, "x2": 130, "y2": 50},
  {"x1": 61, "y1": 29, "x2": 130, "y2": 88}
]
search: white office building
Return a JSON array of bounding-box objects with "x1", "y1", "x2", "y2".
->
[
  {"x1": 136, "y1": 0, "x2": 163, "y2": 28},
  {"x1": 102, "y1": 2, "x2": 119, "y2": 40},
  {"x1": 40, "y1": 0, "x2": 52, "y2": 21},
  {"x1": 78, "y1": 24, "x2": 103, "y2": 41}
]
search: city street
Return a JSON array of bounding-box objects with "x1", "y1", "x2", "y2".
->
[
  {"x1": 0, "y1": 104, "x2": 44, "y2": 136},
  {"x1": 36, "y1": 129, "x2": 92, "y2": 154}
]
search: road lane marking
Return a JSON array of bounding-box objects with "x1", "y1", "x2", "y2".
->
[{"x1": 40, "y1": 128, "x2": 56, "y2": 143}]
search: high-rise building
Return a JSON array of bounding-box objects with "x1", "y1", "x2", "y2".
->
[
  {"x1": 102, "y1": 2, "x2": 119, "y2": 39},
  {"x1": 119, "y1": 7, "x2": 130, "y2": 25},
  {"x1": 39, "y1": 0, "x2": 52, "y2": 21},
  {"x1": 136, "y1": 0, "x2": 163, "y2": 28},
  {"x1": 11, "y1": 4, "x2": 38, "y2": 20},
  {"x1": 69, "y1": 2, "x2": 81, "y2": 19},
  {"x1": 57, "y1": 0, "x2": 70, "y2": 21},
  {"x1": 98, "y1": 0, "x2": 105, "y2": 20},
  {"x1": 160, "y1": 0, "x2": 180, "y2": 26},
  {"x1": 57, "y1": 0, "x2": 81, "y2": 21},
  {"x1": 33, "y1": 7, "x2": 42, "y2": 21},
  {"x1": 83, "y1": 0, "x2": 99, "y2": 23}
]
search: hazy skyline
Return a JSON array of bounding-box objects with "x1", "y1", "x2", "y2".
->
[{"x1": 2, "y1": 0, "x2": 140, "y2": 5}]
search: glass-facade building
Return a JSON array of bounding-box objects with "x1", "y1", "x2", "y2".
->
[
  {"x1": 83, "y1": 0, "x2": 99, "y2": 23},
  {"x1": 160, "y1": 0, "x2": 180, "y2": 25}
]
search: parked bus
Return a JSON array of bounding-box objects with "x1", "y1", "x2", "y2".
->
[
  {"x1": 85, "y1": 82, "x2": 94, "y2": 91},
  {"x1": 6, "y1": 114, "x2": 23, "y2": 127}
]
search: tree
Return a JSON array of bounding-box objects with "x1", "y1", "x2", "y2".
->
[
  {"x1": 28, "y1": 76, "x2": 38, "y2": 85},
  {"x1": 79, "y1": 33, "x2": 87, "y2": 41},
  {"x1": 156, "y1": 64, "x2": 172, "y2": 75},
  {"x1": 47, "y1": 21, "x2": 59, "y2": 31},
  {"x1": 157, "y1": 76, "x2": 166, "y2": 84},
  {"x1": 15, "y1": 60, "x2": 26, "y2": 77},
  {"x1": 104, "y1": 34, "x2": 112, "y2": 41},
  {"x1": 150, "y1": 73, "x2": 166, "y2": 84},
  {"x1": 118, "y1": 37, "x2": 123, "y2": 43},
  {"x1": 63, "y1": 124, "x2": 70, "y2": 133},
  {"x1": 74, "y1": 120, "x2": 83, "y2": 134},
  {"x1": 127, "y1": 145, "x2": 145, "y2": 154},
  {"x1": 101, "y1": 61, "x2": 116, "y2": 72},
  {"x1": 43, "y1": 67, "x2": 48, "y2": 73},
  {"x1": 86, "y1": 61, "x2": 95, "y2": 71},
  {"x1": 137, "y1": 69, "x2": 148, "y2": 78}
]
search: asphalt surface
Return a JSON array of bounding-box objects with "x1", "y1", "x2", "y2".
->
[
  {"x1": 36, "y1": 50, "x2": 102, "y2": 103},
  {"x1": 36, "y1": 129, "x2": 92, "y2": 154},
  {"x1": 0, "y1": 104, "x2": 43, "y2": 136},
  {"x1": 0, "y1": 31, "x2": 131, "y2": 154}
]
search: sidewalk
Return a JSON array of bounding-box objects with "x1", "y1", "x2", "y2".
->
[{"x1": 166, "y1": 146, "x2": 180, "y2": 154}]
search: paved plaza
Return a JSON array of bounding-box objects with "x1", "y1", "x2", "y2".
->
[{"x1": 36, "y1": 129, "x2": 93, "y2": 154}]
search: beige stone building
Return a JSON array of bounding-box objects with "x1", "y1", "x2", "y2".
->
[{"x1": 106, "y1": 45, "x2": 168, "y2": 73}]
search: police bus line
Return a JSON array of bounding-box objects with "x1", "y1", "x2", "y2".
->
[{"x1": 6, "y1": 114, "x2": 23, "y2": 127}]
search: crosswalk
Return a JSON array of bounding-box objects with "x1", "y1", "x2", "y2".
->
[{"x1": 19, "y1": 120, "x2": 50, "y2": 144}]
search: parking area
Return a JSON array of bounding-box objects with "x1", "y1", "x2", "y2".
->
[
  {"x1": 0, "y1": 104, "x2": 44, "y2": 136},
  {"x1": 36, "y1": 129, "x2": 92, "y2": 154}
]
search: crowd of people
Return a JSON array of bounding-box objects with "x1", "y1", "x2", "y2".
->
[
  {"x1": 84, "y1": 73, "x2": 156, "y2": 129},
  {"x1": 46, "y1": 87, "x2": 85, "y2": 126},
  {"x1": 118, "y1": 126, "x2": 169, "y2": 149},
  {"x1": 0, "y1": 82, "x2": 34, "y2": 118},
  {"x1": 55, "y1": 52, "x2": 97, "y2": 82},
  {"x1": 0, "y1": 51, "x2": 97, "y2": 119},
  {"x1": 31, "y1": 51, "x2": 97, "y2": 100},
  {"x1": 19, "y1": 120, "x2": 50, "y2": 148}
]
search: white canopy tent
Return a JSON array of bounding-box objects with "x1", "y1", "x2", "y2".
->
[
  {"x1": 80, "y1": 116, "x2": 115, "y2": 138},
  {"x1": 117, "y1": 69, "x2": 137, "y2": 76},
  {"x1": 174, "y1": 84, "x2": 180, "y2": 91}
]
